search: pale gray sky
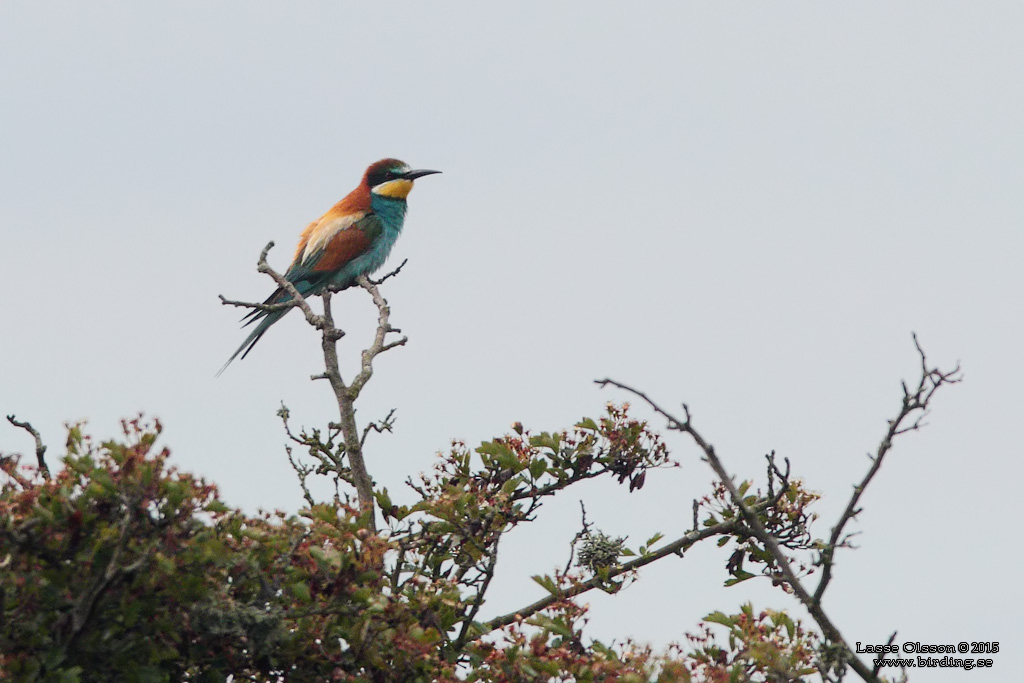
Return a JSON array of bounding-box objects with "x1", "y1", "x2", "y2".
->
[{"x1": 2, "y1": 3, "x2": 1021, "y2": 680}]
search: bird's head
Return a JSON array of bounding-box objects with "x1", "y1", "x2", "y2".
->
[{"x1": 365, "y1": 158, "x2": 441, "y2": 200}]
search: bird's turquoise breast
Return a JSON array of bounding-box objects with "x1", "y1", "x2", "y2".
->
[{"x1": 330, "y1": 196, "x2": 407, "y2": 288}]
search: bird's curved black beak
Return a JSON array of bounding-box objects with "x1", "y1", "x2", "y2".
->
[{"x1": 402, "y1": 169, "x2": 442, "y2": 180}]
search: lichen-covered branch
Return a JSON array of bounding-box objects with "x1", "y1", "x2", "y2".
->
[
  {"x1": 5, "y1": 415, "x2": 49, "y2": 480},
  {"x1": 220, "y1": 246, "x2": 410, "y2": 530}
]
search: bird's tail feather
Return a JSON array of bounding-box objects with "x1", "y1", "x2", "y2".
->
[
  {"x1": 218, "y1": 278, "x2": 321, "y2": 376},
  {"x1": 216, "y1": 307, "x2": 288, "y2": 377},
  {"x1": 240, "y1": 285, "x2": 288, "y2": 326}
]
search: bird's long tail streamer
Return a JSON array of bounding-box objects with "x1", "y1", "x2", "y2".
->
[{"x1": 216, "y1": 308, "x2": 290, "y2": 376}]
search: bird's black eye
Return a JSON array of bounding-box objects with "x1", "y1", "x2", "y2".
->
[{"x1": 369, "y1": 168, "x2": 404, "y2": 187}]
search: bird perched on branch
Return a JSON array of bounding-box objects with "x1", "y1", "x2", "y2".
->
[{"x1": 221, "y1": 158, "x2": 440, "y2": 370}]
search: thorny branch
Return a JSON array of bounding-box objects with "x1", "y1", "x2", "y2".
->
[
  {"x1": 221, "y1": 243, "x2": 410, "y2": 530},
  {"x1": 595, "y1": 334, "x2": 960, "y2": 683},
  {"x1": 6, "y1": 415, "x2": 49, "y2": 480}
]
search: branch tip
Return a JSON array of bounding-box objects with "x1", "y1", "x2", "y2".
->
[{"x1": 5, "y1": 415, "x2": 49, "y2": 480}]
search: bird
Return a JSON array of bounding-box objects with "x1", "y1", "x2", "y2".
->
[{"x1": 220, "y1": 158, "x2": 440, "y2": 372}]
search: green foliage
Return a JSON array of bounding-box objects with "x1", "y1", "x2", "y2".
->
[
  {"x1": 1, "y1": 407, "x2": 823, "y2": 682},
  {"x1": 686, "y1": 604, "x2": 820, "y2": 681},
  {"x1": 1, "y1": 418, "x2": 459, "y2": 681},
  {"x1": 699, "y1": 478, "x2": 821, "y2": 589}
]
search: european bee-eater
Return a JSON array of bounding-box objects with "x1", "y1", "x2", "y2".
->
[{"x1": 222, "y1": 158, "x2": 440, "y2": 370}]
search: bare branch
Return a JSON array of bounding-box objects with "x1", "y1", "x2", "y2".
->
[
  {"x1": 349, "y1": 275, "x2": 408, "y2": 398},
  {"x1": 813, "y1": 333, "x2": 961, "y2": 603},
  {"x1": 484, "y1": 514, "x2": 747, "y2": 633},
  {"x1": 304, "y1": 277, "x2": 407, "y2": 529},
  {"x1": 593, "y1": 380, "x2": 688, "y2": 432},
  {"x1": 872, "y1": 631, "x2": 899, "y2": 677},
  {"x1": 563, "y1": 501, "x2": 592, "y2": 576},
  {"x1": 218, "y1": 294, "x2": 295, "y2": 316},
  {"x1": 315, "y1": 292, "x2": 375, "y2": 527},
  {"x1": 6, "y1": 415, "x2": 49, "y2": 480},
  {"x1": 454, "y1": 534, "x2": 502, "y2": 650},
  {"x1": 595, "y1": 378, "x2": 887, "y2": 683},
  {"x1": 285, "y1": 444, "x2": 316, "y2": 508},
  {"x1": 360, "y1": 409, "x2": 398, "y2": 449},
  {"x1": 55, "y1": 505, "x2": 150, "y2": 663},
  {"x1": 217, "y1": 241, "x2": 328, "y2": 330},
  {"x1": 222, "y1": 242, "x2": 408, "y2": 531},
  {"x1": 596, "y1": 335, "x2": 959, "y2": 683},
  {"x1": 367, "y1": 258, "x2": 408, "y2": 286}
]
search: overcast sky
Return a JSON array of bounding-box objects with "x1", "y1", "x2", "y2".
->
[{"x1": 2, "y1": 3, "x2": 1021, "y2": 680}]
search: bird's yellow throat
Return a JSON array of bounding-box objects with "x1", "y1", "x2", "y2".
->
[{"x1": 372, "y1": 178, "x2": 414, "y2": 199}]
